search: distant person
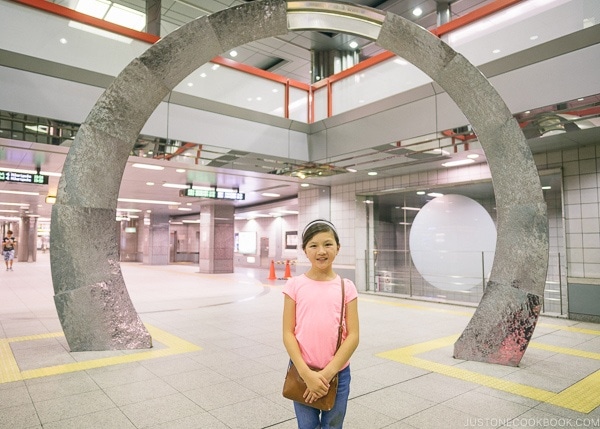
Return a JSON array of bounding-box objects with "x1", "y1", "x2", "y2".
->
[
  {"x1": 283, "y1": 219, "x2": 359, "y2": 428},
  {"x1": 3, "y1": 230, "x2": 16, "y2": 271}
]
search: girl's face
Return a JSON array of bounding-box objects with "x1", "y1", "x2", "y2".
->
[{"x1": 304, "y1": 231, "x2": 339, "y2": 271}]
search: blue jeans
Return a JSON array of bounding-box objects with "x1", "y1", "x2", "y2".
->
[{"x1": 293, "y1": 365, "x2": 351, "y2": 429}]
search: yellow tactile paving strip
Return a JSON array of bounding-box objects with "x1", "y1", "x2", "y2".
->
[
  {"x1": 367, "y1": 297, "x2": 600, "y2": 414},
  {"x1": 0, "y1": 325, "x2": 201, "y2": 384}
]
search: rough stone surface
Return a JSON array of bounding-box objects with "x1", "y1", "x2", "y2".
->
[
  {"x1": 453, "y1": 281, "x2": 541, "y2": 366},
  {"x1": 377, "y1": 10, "x2": 548, "y2": 365}
]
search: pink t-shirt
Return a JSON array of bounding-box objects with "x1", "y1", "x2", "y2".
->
[{"x1": 283, "y1": 274, "x2": 358, "y2": 370}]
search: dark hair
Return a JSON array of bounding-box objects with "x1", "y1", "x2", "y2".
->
[{"x1": 301, "y1": 219, "x2": 340, "y2": 250}]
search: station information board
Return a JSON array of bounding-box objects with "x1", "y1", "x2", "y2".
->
[
  {"x1": 179, "y1": 188, "x2": 245, "y2": 200},
  {"x1": 0, "y1": 170, "x2": 49, "y2": 185}
]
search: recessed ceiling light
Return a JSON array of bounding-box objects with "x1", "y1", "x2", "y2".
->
[
  {"x1": 412, "y1": 7, "x2": 422, "y2": 17},
  {"x1": 367, "y1": 171, "x2": 378, "y2": 176},
  {"x1": 146, "y1": 182, "x2": 155, "y2": 186},
  {"x1": 492, "y1": 49, "x2": 501, "y2": 54},
  {"x1": 0, "y1": 190, "x2": 39, "y2": 196},
  {"x1": 59, "y1": 38, "x2": 67, "y2": 44},
  {"x1": 176, "y1": 169, "x2": 186, "y2": 173},
  {"x1": 229, "y1": 50, "x2": 238, "y2": 58},
  {"x1": 300, "y1": 183, "x2": 309, "y2": 187},
  {"x1": 118, "y1": 198, "x2": 180, "y2": 205},
  {"x1": 530, "y1": 35, "x2": 538, "y2": 40},
  {"x1": 349, "y1": 41, "x2": 358, "y2": 49},
  {"x1": 416, "y1": 191, "x2": 426, "y2": 195},
  {"x1": 187, "y1": 82, "x2": 194, "y2": 87}
]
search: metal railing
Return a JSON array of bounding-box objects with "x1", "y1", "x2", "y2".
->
[{"x1": 368, "y1": 250, "x2": 566, "y2": 316}]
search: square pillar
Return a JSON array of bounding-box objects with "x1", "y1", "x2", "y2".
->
[{"x1": 199, "y1": 205, "x2": 234, "y2": 273}]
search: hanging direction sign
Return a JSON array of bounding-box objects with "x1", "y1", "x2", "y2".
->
[{"x1": 0, "y1": 170, "x2": 49, "y2": 185}]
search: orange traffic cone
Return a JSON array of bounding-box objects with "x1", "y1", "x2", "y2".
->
[
  {"x1": 268, "y1": 260, "x2": 277, "y2": 280},
  {"x1": 284, "y1": 260, "x2": 292, "y2": 279}
]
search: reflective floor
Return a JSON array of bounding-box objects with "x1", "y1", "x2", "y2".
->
[{"x1": 1, "y1": 253, "x2": 599, "y2": 428}]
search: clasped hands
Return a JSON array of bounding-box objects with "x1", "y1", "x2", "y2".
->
[{"x1": 302, "y1": 369, "x2": 331, "y2": 404}]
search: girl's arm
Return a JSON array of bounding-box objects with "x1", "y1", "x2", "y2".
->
[
  {"x1": 283, "y1": 294, "x2": 331, "y2": 401},
  {"x1": 321, "y1": 298, "x2": 359, "y2": 382}
]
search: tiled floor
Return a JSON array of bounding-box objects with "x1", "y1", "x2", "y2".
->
[{"x1": 1, "y1": 253, "x2": 599, "y2": 428}]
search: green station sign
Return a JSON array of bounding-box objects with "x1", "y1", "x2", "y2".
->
[
  {"x1": 0, "y1": 170, "x2": 49, "y2": 185},
  {"x1": 179, "y1": 188, "x2": 245, "y2": 200}
]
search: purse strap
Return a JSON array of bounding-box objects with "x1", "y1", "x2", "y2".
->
[{"x1": 334, "y1": 278, "x2": 345, "y2": 353}]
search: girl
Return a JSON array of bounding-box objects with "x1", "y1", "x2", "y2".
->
[{"x1": 283, "y1": 219, "x2": 359, "y2": 428}]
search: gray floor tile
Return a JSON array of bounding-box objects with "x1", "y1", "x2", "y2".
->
[
  {"x1": 119, "y1": 392, "x2": 204, "y2": 428},
  {"x1": 41, "y1": 408, "x2": 137, "y2": 429},
  {"x1": 34, "y1": 390, "x2": 116, "y2": 424},
  {"x1": 0, "y1": 403, "x2": 40, "y2": 429}
]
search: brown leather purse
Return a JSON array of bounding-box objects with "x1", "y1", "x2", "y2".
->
[{"x1": 282, "y1": 278, "x2": 346, "y2": 411}]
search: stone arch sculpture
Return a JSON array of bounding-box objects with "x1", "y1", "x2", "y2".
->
[{"x1": 51, "y1": 0, "x2": 548, "y2": 364}]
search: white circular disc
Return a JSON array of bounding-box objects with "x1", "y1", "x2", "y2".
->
[{"x1": 409, "y1": 194, "x2": 496, "y2": 291}]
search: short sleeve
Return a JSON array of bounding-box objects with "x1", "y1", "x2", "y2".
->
[
  {"x1": 282, "y1": 277, "x2": 297, "y2": 301},
  {"x1": 343, "y1": 278, "x2": 358, "y2": 304}
]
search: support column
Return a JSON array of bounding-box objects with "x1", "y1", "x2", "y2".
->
[
  {"x1": 436, "y1": 0, "x2": 451, "y2": 27},
  {"x1": 145, "y1": 0, "x2": 161, "y2": 36},
  {"x1": 311, "y1": 49, "x2": 359, "y2": 83},
  {"x1": 199, "y1": 205, "x2": 234, "y2": 273},
  {"x1": 17, "y1": 215, "x2": 37, "y2": 262},
  {"x1": 143, "y1": 212, "x2": 170, "y2": 265}
]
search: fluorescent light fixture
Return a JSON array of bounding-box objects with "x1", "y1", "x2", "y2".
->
[
  {"x1": 428, "y1": 192, "x2": 444, "y2": 197},
  {"x1": 367, "y1": 171, "x2": 378, "y2": 176},
  {"x1": 0, "y1": 190, "x2": 39, "y2": 196},
  {"x1": 270, "y1": 212, "x2": 282, "y2": 217},
  {"x1": 0, "y1": 209, "x2": 20, "y2": 213},
  {"x1": 25, "y1": 125, "x2": 49, "y2": 133},
  {"x1": 162, "y1": 183, "x2": 189, "y2": 189},
  {"x1": 467, "y1": 154, "x2": 480, "y2": 159},
  {"x1": 146, "y1": 182, "x2": 155, "y2": 186},
  {"x1": 0, "y1": 167, "x2": 61, "y2": 177},
  {"x1": 261, "y1": 193, "x2": 280, "y2": 197},
  {"x1": 416, "y1": 191, "x2": 426, "y2": 195},
  {"x1": 542, "y1": 186, "x2": 552, "y2": 190},
  {"x1": 177, "y1": 207, "x2": 192, "y2": 211},
  {"x1": 118, "y1": 198, "x2": 180, "y2": 205},
  {"x1": 300, "y1": 183, "x2": 310, "y2": 187},
  {"x1": 182, "y1": 219, "x2": 201, "y2": 223},
  {"x1": 346, "y1": 167, "x2": 357, "y2": 172},
  {"x1": 176, "y1": 169, "x2": 186, "y2": 173},
  {"x1": 441, "y1": 159, "x2": 475, "y2": 167},
  {"x1": 402, "y1": 207, "x2": 421, "y2": 211},
  {"x1": 117, "y1": 208, "x2": 142, "y2": 212},
  {"x1": 132, "y1": 163, "x2": 164, "y2": 170},
  {"x1": 0, "y1": 202, "x2": 30, "y2": 207}
]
